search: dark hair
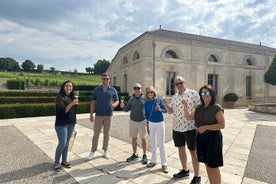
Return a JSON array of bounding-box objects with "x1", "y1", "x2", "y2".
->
[
  {"x1": 58, "y1": 80, "x2": 75, "y2": 98},
  {"x1": 199, "y1": 84, "x2": 217, "y2": 106},
  {"x1": 102, "y1": 72, "x2": 110, "y2": 78}
]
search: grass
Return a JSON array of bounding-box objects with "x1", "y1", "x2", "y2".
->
[{"x1": 0, "y1": 71, "x2": 102, "y2": 85}]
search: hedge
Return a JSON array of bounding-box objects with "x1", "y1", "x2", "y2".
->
[{"x1": 0, "y1": 102, "x2": 91, "y2": 119}]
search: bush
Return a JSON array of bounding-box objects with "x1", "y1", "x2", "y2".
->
[
  {"x1": 223, "y1": 93, "x2": 239, "y2": 102},
  {"x1": 7, "y1": 79, "x2": 25, "y2": 89}
]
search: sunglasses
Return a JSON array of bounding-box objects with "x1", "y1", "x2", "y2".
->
[
  {"x1": 102, "y1": 78, "x2": 110, "y2": 80},
  {"x1": 147, "y1": 91, "x2": 154, "y2": 94},
  {"x1": 133, "y1": 87, "x2": 141, "y2": 90},
  {"x1": 175, "y1": 82, "x2": 184, "y2": 86},
  {"x1": 200, "y1": 91, "x2": 211, "y2": 96}
]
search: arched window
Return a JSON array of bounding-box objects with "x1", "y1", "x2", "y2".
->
[
  {"x1": 123, "y1": 56, "x2": 128, "y2": 64},
  {"x1": 246, "y1": 59, "x2": 252, "y2": 65},
  {"x1": 133, "y1": 51, "x2": 140, "y2": 60},
  {"x1": 208, "y1": 54, "x2": 218, "y2": 62},
  {"x1": 165, "y1": 50, "x2": 177, "y2": 58}
]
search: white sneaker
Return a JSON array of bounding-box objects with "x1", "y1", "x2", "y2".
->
[
  {"x1": 87, "y1": 152, "x2": 94, "y2": 160},
  {"x1": 104, "y1": 151, "x2": 110, "y2": 159}
]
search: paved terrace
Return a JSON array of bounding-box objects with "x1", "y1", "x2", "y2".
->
[{"x1": 0, "y1": 108, "x2": 275, "y2": 184}]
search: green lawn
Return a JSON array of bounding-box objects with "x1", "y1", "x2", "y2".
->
[{"x1": 0, "y1": 72, "x2": 102, "y2": 85}]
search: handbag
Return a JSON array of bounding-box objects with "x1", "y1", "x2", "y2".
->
[{"x1": 69, "y1": 130, "x2": 77, "y2": 151}]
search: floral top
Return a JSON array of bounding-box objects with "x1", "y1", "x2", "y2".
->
[{"x1": 169, "y1": 88, "x2": 200, "y2": 132}]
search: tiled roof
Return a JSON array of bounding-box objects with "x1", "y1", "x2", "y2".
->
[{"x1": 146, "y1": 29, "x2": 276, "y2": 53}]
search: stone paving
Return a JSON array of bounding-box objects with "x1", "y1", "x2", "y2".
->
[{"x1": 0, "y1": 108, "x2": 275, "y2": 184}]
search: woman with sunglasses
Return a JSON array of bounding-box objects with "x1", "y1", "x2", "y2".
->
[
  {"x1": 182, "y1": 84, "x2": 225, "y2": 184},
  {"x1": 144, "y1": 86, "x2": 168, "y2": 173}
]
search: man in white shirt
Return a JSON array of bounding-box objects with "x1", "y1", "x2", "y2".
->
[{"x1": 162, "y1": 76, "x2": 201, "y2": 184}]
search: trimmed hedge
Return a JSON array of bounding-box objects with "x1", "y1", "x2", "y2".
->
[
  {"x1": 7, "y1": 79, "x2": 25, "y2": 89},
  {"x1": 0, "y1": 102, "x2": 91, "y2": 119},
  {"x1": 0, "y1": 90, "x2": 129, "y2": 119},
  {"x1": 0, "y1": 97, "x2": 56, "y2": 104}
]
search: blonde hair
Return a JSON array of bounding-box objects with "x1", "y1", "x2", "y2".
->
[{"x1": 145, "y1": 86, "x2": 157, "y2": 101}]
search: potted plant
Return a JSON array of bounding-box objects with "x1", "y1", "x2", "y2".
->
[{"x1": 223, "y1": 93, "x2": 239, "y2": 108}]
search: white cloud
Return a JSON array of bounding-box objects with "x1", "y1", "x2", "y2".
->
[{"x1": 0, "y1": 0, "x2": 276, "y2": 72}]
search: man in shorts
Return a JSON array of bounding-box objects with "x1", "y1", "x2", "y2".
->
[
  {"x1": 120, "y1": 83, "x2": 148, "y2": 164},
  {"x1": 162, "y1": 76, "x2": 201, "y2": 184}
]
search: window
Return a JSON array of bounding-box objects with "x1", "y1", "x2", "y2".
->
[
  {"x1": 123, "y1": 56, "x2": 128, "y2": 64},
  {"x1": 123, "y1": 74, "x2": 127, "y2": 92},
  {"x1": 208, "y1": 55, "x2": 218, "y2": 62},
  {"x1": 113, "y1": 76, "x2": 116, "y2": 86},
  {"x1": 133, "y1": 51, "x2": 140, "y2": 60},
  {"x1": 208, "y1": 74, "x2": 218, "y2": 93},
  {"x1": 165, "y1": 50, "x2": 177, "y2": 58},
  {"x1": 166, "y1": 72, "x2": 175, "y2": 96},
  {"x1": 246, "y1": 76, "x2": 252, "y2": 98},
  {"x1": 246, "y1": 59, "x2": 252, "y2": 65}
]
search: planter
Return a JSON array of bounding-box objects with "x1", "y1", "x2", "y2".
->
[
  {"x1": 223, "y1": 93, "x2": 238, "y2": 108},
  {"x1": 226, "y1": 101, "x2": 235, "y2": 108}
]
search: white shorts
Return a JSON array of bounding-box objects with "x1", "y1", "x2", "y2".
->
[{"x1": 129, "y1": 120, "x2": 147, "y2": 139}]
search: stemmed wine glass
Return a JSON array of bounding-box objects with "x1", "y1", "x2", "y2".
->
[
  {"x1": 120, "y1": 96, "x2": 125, "y2": 103},
  {"x1": 156, "y1": 98, "x2": 160, "y2": 111},
  {"x1": 75, "y1": 90, "x2": 79, "y2": 99}
]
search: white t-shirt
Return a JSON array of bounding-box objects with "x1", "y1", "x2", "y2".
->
[{"x1": 169, "y1": 88, "x2": 200, "y2": 132}]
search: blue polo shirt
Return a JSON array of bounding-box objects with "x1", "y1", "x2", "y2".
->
[{"x1": 92, "y1": 85, "x2": 118, "y2": 116}]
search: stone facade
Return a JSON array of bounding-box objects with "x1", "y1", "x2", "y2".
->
[{"x1": 107, "y1": 29, "x2": 276, "y2": 106}]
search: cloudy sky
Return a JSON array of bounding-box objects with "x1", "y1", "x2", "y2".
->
[{"x1": 0, "y1": 0, "x2": 275, "y2": 72}]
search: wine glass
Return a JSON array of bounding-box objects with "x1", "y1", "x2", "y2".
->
[
  {"x1": 156, "y1": 98, "x2": 160, "y2": 110},
  {"x1": 75, "y1": 90, "x2": 79, "y2": 99},
  {"x1": 120, "y1": 96, "x2": 125, "y2": 103}
]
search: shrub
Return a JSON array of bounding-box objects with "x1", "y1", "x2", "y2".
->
[
  {"x1": 7, "y1": 79, "x2": 25, "y2": 89},
  {"x1": 223, "y1": 93, "x2": 239, "y2": 102}
]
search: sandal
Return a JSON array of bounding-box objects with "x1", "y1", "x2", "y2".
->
[
  {"x1": 53, "y1": 164, "x2": 61, "y2": 172},
  {"x1": 61, "y1": 162, "x2": 71, "y2": 168}
]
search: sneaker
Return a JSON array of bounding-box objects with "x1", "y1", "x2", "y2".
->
[
  {"x1": 173, "y1": 169, "x2": 189, "y2": 179},
  {"x1": 142, "y1": 155, "x2": 148, "y2": 164},
  {"x1": 87, "y1": 152, "x2": 94, "y2": 160},
  {"x1": 147, "y1": 162, "x2": 156, "y2": 168},
  {"x1": 53, "y1": 163, "x2": 61, "y2": 172},
  {"x1": 104, "y1": 151, "x2": 110, "y2": 159},
  {"x1": 127, "y1": 153, "x2": 138, "y2": 162},
  {"x1": 190, "y1": 176, "x2": 201, "y2": 184},
  {"x1": 61, "y1": 162, "x2": 71, "y2": 168},
  {"x1": 162, "y1": 165, "x2": 168, "y2": 173}
]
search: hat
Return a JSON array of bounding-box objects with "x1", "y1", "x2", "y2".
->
[{"x1": 133, "y1": 83, "x2": 142, "y2": 88}]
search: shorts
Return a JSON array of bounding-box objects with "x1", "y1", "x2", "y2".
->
[
  {"x1": 173, "y1": 129, "x2": 196, "y2": 150},
  {"x1": 196, "y1": 130, "x2": 223, "y2": 168},
  {"x1": 129, "y1": 119, "x2": 147, "y2": 139}
]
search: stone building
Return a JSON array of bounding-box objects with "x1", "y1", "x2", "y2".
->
[{"x1": 107, "y1": 29, "x2": 276, "y2": 106}]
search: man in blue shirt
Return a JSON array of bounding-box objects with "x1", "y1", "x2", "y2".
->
[{"x1": 87, "y1": 73, "x2": 119, "y2": 160}]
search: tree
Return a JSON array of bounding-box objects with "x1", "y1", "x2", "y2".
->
[
  {"x1": 0, "y1": 57, "x2": 21, "y2": 71},
  {"x1": 264, "y1": 55, "x2": 276, "y2": 85},
  {"x1": 93, "y1": 59, "x2": 110, "y2": 74},
  {"x1": 22, "y1": 60, "x2": 36, "y2": 72},
  {"x1": 37, "y1": 64, "x2": 44, "y2": 73},
  {"x1": 85, "y1": 67, "x2": 94, "y2": 74}
]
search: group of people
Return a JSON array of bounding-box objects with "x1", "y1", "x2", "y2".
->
[{"x1": 53, "y1": 73, "x2": 225, "y2": 184}]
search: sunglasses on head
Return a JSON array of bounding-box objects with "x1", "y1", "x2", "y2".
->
[
  {"x1": 175, "y1": 82, "x2": 184, "y2": 86},
  {"x1": 200, "y1": 91, "x2": 211, "y2": 96},
  {"x1": 102, "y1": 78, "x2": 110, "y2": 80},
  {"x1": 133, "y1": 87, "x2": 140, "y2": 90}
]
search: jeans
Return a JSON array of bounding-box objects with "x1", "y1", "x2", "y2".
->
[{"x1": 55, "y1": 124, "x2": 75, "y2": 164}]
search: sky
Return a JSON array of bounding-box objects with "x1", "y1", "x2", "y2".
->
[{"x1": 0, "y1": 0, "x2": 276, "y2": 73}]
